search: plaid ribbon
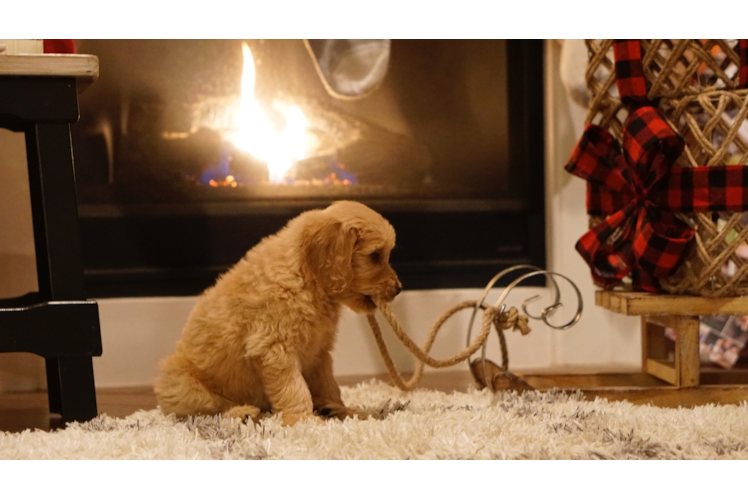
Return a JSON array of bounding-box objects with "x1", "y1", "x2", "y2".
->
[
  {"x1": 566, "y1": 39, "x2": 748, "y2": 292},
  {"x1": 614, "y1": 39, "x2": 649, "y2": 107},
  {"x1": 566, "y1": 107, "x2": 694, "y2": 291}
]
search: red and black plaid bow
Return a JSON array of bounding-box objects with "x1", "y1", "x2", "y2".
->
[
  {"x1": 565, "y1": 107, "x2": 694, "y2": 292},
  {"x1": 565, "y1": 39, "x2": 748, "y2": 292}
]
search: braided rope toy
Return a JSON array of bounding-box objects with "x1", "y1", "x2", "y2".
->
[{"x1": 366, "y1": 266, "x2": 584, "y2": 391}]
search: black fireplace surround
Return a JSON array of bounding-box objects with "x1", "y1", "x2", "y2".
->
[{"x1": 72, "y1": 40, "x2": 545, "y2": 298}]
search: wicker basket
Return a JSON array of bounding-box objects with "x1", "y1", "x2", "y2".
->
[{"x1": 584, "y1": 39, "x2": 748, "y2": 296}]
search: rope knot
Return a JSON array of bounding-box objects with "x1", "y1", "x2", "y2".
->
[{"x1": 495, "y1": 306, "x2": 531, "y2": 336}]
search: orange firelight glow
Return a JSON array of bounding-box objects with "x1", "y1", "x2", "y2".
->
[{"x1": 225, "y1": 43, "x2": 311, "y2": 183}]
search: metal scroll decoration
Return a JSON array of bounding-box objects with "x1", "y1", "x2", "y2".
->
[{"x1": 465, "y1": 265, "x2": 583, "y2": 389}]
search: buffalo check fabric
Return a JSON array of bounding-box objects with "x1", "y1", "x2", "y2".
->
[
  {"x1": 566, "y1": 107, "x2": 694, "y2": 291},
  {"x1": 565, "y1": 39, "x2": 748, "y2": 292},
  {"x1": 613, "y1": 39, "x2": 648, "y2": 106}
]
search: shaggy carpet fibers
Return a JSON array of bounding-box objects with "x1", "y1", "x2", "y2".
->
[{"x1": 2, "y1": 379, "x2": 748, "y2": 459}]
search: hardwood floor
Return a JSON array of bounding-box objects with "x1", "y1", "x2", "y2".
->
[{"x1": 2, "y1": 370, "x2": 748, "y2": 433}]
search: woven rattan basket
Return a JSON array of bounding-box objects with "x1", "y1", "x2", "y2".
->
[{"x1": 584, "y1": 39, "x2": 748, "y2": 296}]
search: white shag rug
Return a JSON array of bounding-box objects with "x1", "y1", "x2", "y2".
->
[{"x1": 3, "y1": 379, "x2": 748, "y2": 459}]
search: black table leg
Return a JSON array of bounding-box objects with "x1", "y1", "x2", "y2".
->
[
  {"x1": 45, "y1": 359, "x2": 63, "y2": 415},
  {"x1": 25, "y1": 122, "x2": 87, "y2": 301},
  {"x1": 24, "y1": 121, "x2": 101, "y2": 423},
  {"x1": 49, "y1": 356, "x2": 98, "y2": 423}
]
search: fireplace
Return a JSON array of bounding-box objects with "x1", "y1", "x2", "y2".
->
[{"x1": 72, "y1": 39, "x2": 545, "y2": 297}]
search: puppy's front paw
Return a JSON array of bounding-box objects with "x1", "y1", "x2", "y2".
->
[
  {"x1": 281, "y1": 412, "x2": 325, "y2": 427},
  {"x1": 223, "y1": 405, "x2": 261, "y2": 424}
]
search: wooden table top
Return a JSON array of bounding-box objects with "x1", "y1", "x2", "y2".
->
[
  {"x1": 596, "y1": 289, "x2": 748, "y2": 316},
  {"x1": 0, "y1": 54, "x2": 99, "y2": 92}
]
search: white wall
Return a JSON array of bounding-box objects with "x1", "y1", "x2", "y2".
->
[{"x1": 0, "y1": 40, "x2": 641, "y2": 391}]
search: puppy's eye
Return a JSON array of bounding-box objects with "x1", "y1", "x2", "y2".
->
[{"x1": 370, "y1": 251, "x2": 381, "y2": 263}]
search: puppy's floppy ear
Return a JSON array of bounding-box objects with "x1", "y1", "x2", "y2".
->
[{"x1": 302, "y1": 218, "x2": 357, "y2": 294}]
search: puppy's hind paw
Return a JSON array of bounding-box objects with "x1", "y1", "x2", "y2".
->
[{"x1": 223, "y1": 405, "x2": 261, "y2": 424}]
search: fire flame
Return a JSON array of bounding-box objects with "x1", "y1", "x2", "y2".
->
[{"x1": 227, "y1": 43, "x2": 310, "y2": 183}]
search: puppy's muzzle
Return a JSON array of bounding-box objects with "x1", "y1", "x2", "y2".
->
[{"x1": 381, "y1": 279, "x2": 403, "y2": 302}]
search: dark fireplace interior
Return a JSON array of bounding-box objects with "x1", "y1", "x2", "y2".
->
[{"x1": 72, "y1": 39, "x2": 545, "y2": 297}]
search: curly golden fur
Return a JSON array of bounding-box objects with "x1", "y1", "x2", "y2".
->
[{"x1": 155, "y1": 201, "x2": 401, "y2": 426}]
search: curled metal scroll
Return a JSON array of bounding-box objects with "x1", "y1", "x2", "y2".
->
[{"x1": 465, "y1": 266, "x2": 583, "y2": 388}]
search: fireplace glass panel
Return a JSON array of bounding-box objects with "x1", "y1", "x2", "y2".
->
[{"x1": 74, "y1": 39, "x2": 515, "y2": 205}]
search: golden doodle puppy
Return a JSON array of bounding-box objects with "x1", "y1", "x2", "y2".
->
[{"x1": 155, "y1": 201, "x2": 401, "y2": 426}]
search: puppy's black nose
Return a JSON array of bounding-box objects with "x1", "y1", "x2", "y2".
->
[{"x1": 394, "y1": 284, "x2": 402, "y2": 296}]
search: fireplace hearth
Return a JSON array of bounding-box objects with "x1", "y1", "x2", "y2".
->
[{"x1": 72, "y1": 39, "x2": 545, "y2": 297}]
